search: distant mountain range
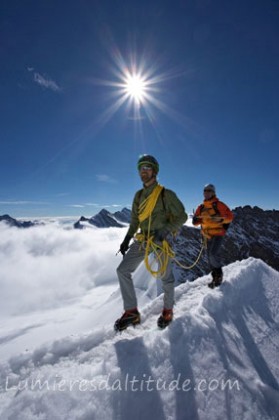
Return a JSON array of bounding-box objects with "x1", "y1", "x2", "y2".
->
[
  {"x1": 0, "y1": 214, "x2": 37, "y2": 228},
  {"x1": 73, "y1": 208, "x2": 131, "y2": 229},
  {"x1": 1, "y1": 206, "x2": 278, "y2": 277}
]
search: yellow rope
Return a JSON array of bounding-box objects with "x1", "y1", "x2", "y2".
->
[
  {"x1": 138, "y1": 184, "x2": 164, "y2": 223},
  {"x1": 136, "y1": 183, "x2": 205, "y2": 278},
  {"x1": 143, "y1": 233, "x2": 206, "y2": 277},
  {"x1": 172, "y1": 235, "x2": 206, "y2": 270},
  {"x1": 141, "y1": 212, "x2": 174, "y2": 277},
  {"x1": 144, "y1": 239, "x2": 172, "y2": 277},
  {"x1": 137, "y1": 214, "x2": 206, "y2": 278}
]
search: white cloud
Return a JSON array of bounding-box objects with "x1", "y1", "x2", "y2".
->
[
  {"x1": 102, "y1": 204, "x2": 122, "y2": 208},
  {"x1": 67, "y1": 203, "x2": 122, "y2": 210},
  {"x1": 0, "y1": 201, "x2": 48, "y2": 205},
  {"x1": 33, "y1": 72, "x2": 61, "y2": 92},
  {"x1": 96, "y1": 174, "x2": 117, "y2": 184},
  {"x1": 0, "y1": 223, "x2": 123, "y2": 317}
]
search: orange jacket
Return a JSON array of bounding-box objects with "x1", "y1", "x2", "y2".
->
[{"x1": 193, "y1": 197, "x2": 234, "y2": 238}]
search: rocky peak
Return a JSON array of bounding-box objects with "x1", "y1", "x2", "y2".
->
[
  {"x1": 174, "y1": 206, "x2": 279, "y2": 282},
  {"x1": 0, "y1": 214, "x2": 36, "y2": 228},
  {"x1": 74, "y1": 207, "x2": 131, "y2": 229}
]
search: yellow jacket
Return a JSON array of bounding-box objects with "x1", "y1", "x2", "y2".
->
[{"x1": 193, "y1": 197, "x2": 233, "y2": 238}]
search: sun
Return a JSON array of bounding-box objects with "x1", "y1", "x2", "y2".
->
[
  {"x1": 124, "y1": 73, "x2": 147, "y2": 104},
  {"x1": 93, "y1": 46, "x2": 187, "y2": 128}
]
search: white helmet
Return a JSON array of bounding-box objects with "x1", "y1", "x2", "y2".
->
[{"x1": 204, "y1": 184, "x2": 216, "y2": 194}]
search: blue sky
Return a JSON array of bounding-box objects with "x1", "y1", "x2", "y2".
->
[{"x1": 0, "y1": 0, "x2": 278, "y2": 218}]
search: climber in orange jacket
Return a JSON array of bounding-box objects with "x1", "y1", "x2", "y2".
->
[{"x1": 192, "y1": 184, "x2": 234, "y2": 288}]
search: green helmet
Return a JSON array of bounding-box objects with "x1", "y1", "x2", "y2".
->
[{"x1": 137, "y1": 154, "x2": 159, "y2": 173}]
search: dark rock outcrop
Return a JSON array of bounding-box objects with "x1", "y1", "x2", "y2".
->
[{"x1": 173, "y1": 206, "x2": 279, "y2": 282}]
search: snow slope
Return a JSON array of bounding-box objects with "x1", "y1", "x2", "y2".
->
[{"x1": 0, "y1": 257, "x2": 278, "y2": 420}]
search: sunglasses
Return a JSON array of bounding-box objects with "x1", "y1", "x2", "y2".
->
[
  {"x1": 204, "y1": 189, "x2": 214, "y2": 193},
  {"x1": 139, "y1": 165, "x2": 153, "y2": 171}
]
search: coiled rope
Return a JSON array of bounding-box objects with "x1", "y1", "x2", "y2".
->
[{"x1": 136, "y1": 184, "x2": 206, "y2": 278}]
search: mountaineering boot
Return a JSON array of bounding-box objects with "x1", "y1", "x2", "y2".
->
[
  {"x1": 114, "y1": 308, "x2": 141, "y2": 332},
  {"x1": 208, "y1": 268, "x2": 223, "y2": 289},
  {"x1": 157, "y1": 308, "x2": 173, "y2": 329}
]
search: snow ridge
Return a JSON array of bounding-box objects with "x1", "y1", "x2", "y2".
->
[{"x1": 0, "y1": 258, "x2": 278, "y2": 420}]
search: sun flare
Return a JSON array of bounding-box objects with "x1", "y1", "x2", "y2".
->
[
  {"x1": 94, "y1": 46, "x2": 186, "y2": 127},
  {"x1": 124, "y1": 74, "x2": 147, "y2": 104}
]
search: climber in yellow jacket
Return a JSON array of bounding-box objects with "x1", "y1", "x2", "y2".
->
[{"x1": 193, "y1": 184, "x2": 233, "y2": 288}]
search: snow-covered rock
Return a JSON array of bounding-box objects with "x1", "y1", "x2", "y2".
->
[{"x1": 74, "y1": 208, "x2": 131, "y2": 229}]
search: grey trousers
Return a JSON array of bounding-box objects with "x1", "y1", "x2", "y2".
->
[
  {"x1": 117, "y1": 240, "x2": 175, "y2": 311},
  {"x1": 206, "y1": 236, "x2": 224, "y2": 270}
]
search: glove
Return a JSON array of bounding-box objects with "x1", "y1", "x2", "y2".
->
[
  {"x1": 153, "y1": 228, "x2": 169, "y2": 243},
  {"x1": 211, "y1": 216, "x2": 224, "y2": 222},
  {"x1": 120, "y1": 234, "x2": 132, "y2": 256},
  {"x1": 192, "y1": 216, "x2": 202, "y2": 225}
]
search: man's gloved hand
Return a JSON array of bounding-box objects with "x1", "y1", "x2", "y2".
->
[
  {"x1": 211, "y1": 216, "x2": 224, "y2": 223},
  {"x1": 120, "y1": 234, "x2": 132, "y2": 256},
  {"x1": 153, "y1": 228, "x2": 169, "y2": 243}
]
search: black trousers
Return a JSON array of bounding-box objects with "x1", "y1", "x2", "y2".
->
[{"x1": 206, "y1": 236, "x2": 223, "y2": 271}]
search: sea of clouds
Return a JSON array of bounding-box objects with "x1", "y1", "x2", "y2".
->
[{"x1": 0, "y1": 222, "x2": 125, "y2": 318}]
